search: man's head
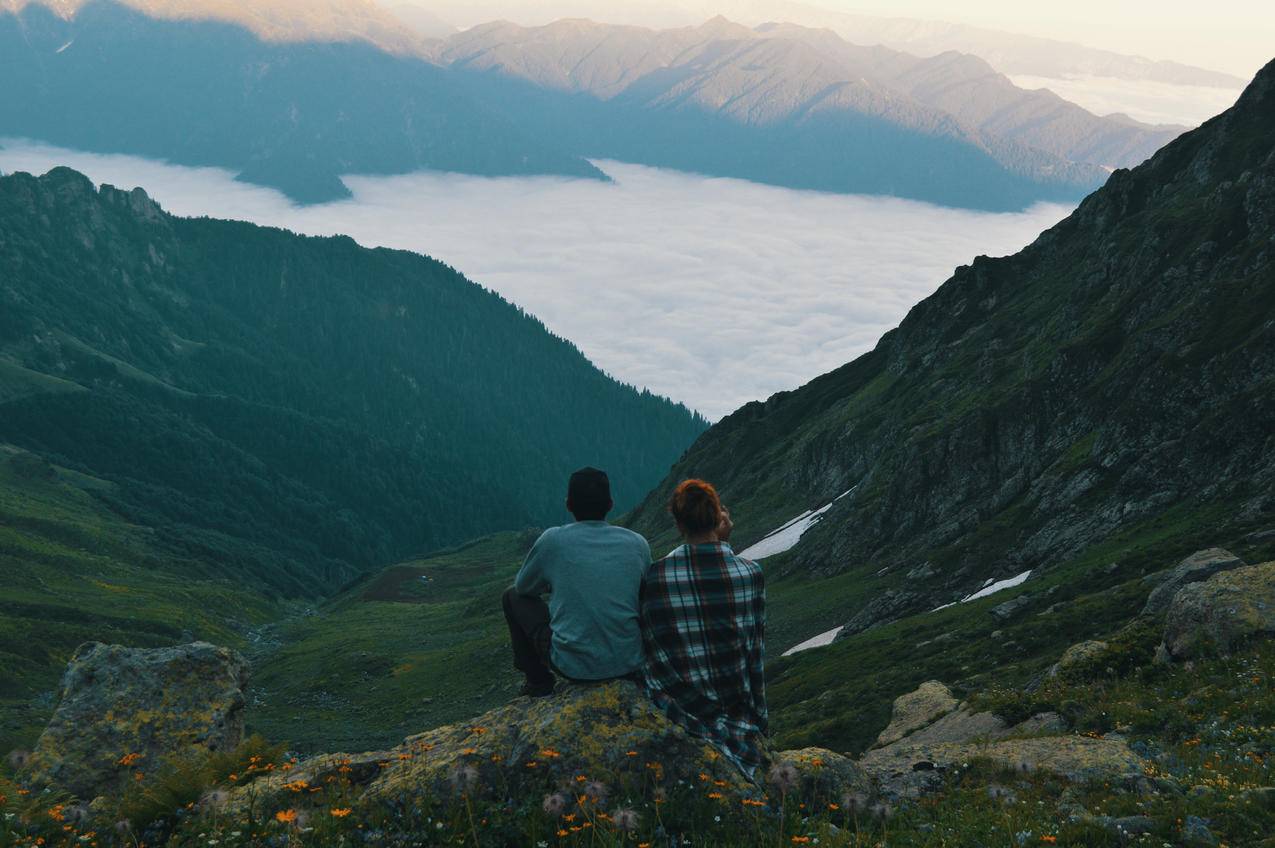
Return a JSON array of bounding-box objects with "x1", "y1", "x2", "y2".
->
[{"x1": 567, "y1": 467, "x2": 613, "y2": 521}]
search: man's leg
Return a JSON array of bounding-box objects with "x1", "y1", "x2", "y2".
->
[{"x1": 502, "y1": 587, "x2": 555, "y2": 696}]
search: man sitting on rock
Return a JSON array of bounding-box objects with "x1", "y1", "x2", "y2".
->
[{"x1": 503, "y1": 467, "x2": 652, "y2": 697}]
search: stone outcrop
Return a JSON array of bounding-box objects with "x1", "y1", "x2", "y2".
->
[
  {"x1": 27, "y1": 642, "x2": 248, "y2": 799},
  {"x1": 1050, "y1": 639, "x2": 1110, "y2": 678},
  {"x1": 872, "y1": 681, "x2": 959, "y2": 748},
  {"x1": 1141, "y1": 548, "x2": 1245, "y2": 617},
  {"x1": 885, "y1": 707, "x2": 1009, "y2": 748},
  {"x1": 838, "y1": 590, "x2": 925, "y2": 637},
  {"x1": 864, "y1": 679, "x2": 1128, "y2": 800},
  {"x1": 1161, "y1": 561, "x2": 1275, "y2": 660},
  {"x1": 228, "y1": 681, "x2": 866, "y2": 815},
  {"x1": 861, "y1": 735, "x2": 1145, "y2": 801},
  {"x1": 871, "y1": 680, "x2": 1064, "y2": 753}
]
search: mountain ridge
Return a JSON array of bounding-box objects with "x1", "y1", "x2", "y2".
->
[
  {"x1": 0, "y1": 0, "x2": 608, "y2": 202},
  {"x1": 1, "y1": 0, "x2": 429, "y2": 53},
  {"x1": 0, "y1": 164, "x2": 706, "y2": 595},
  {"x1": 429, "y1": 16, "x2": 1184, "y2": 210},
  {"x1": 627, "y1": 56, "x2": 1275, "y2": 631}
]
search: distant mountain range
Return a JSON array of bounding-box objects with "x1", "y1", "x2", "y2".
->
[
  {"x1": 1, "y1": 0, "x2": 429, "y2": 53},
  {"x1": 407, "y1": 0, "x2": 1248, "y2": 89},
  {"x1": 432, "y1": 17, "x2": 1182, "y2": 203},
  {"x1": 0, "y1": 0, "x2": 606, "y2": 202},
  {"x1": 628, "y1": 57, "x2": 1275, "y2": 636},
  {"x1": 0, "y1": 165, "x2": 706, "y2": 595},
  {"x1": 2, "y1": 0, "x2": 1193, "y2": 210}
]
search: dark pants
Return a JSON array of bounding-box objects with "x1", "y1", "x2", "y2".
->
[{"x1": 502, "y1": 587, "x2": 554, "y2": 686}]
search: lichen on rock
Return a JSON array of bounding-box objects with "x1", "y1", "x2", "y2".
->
[
  {"x1": 872, "y1": 681, "x2": 959, "y2": 748},
  {"x1": 26, "y1": 641, "x2": 249, "y2": 800},
  {"x1": 227, "y1": 680, "x2": 862, "y2": 815},
  {"x1": 1161, "y1": 561, "x2": 1275, "y2": 660}
]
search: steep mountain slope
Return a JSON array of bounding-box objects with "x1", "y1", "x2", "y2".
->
[
  {"x1": 3, "y1": 0, "x2": 428, "y2": 53},
  {"x1": 387, "y1": 3, "x2": 454, "y2": 39},
  {"x1": 628, "y1": 58, "x2": 1275, "y2": 634},
  {"x1": 0, "y1": 166, "x2": 706, "y2": 597},
  {"x1": 433, "y1": 18, "x2": 1181, "y2": 210},
  {"x1": 0, "y1": 0, "x2": 604, "y2": 202}
]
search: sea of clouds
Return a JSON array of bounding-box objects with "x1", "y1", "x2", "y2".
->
[
  {"x1": 1006, "y1": 75, "x2": 1242, "y2": 127},
  {"x1": 0, "y1": 140, "x2": 1074, "y2": 419}
]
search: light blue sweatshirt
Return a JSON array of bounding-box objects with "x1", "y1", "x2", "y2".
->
[{"x1": 513, "y1": 521, "x2": 652, "y2": 681}]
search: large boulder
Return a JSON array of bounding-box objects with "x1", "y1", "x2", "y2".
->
[
  {"x1": 1162, "y1": 561, "x2": 1275, "y2": 659},
  {"x1": 230, "y1": 681, "x2": 866, "y2": 816},
  {"x1": 28, "y1": 642, "x2": 249, "y2": 799},
  {"x1": 860, "y1": 735, "x2": 1145, "y2": 801},
  {"x1": 1142, "y1": 548, "x2": 1245, "y2": 616},
  {"x1": 873, "y1": 681, "x2": 959, "y2": 748},
  {"x1": 884, "y1": 707, "x2": 1009, "y2": 748},
  {"x1": 1049, "y1": 639, "x2": 1110, "y2": 678}
]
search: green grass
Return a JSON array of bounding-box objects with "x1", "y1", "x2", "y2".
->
[
  {"x1": 0, "y1": 446, "x2": 279, "y2": 754},
  {"x1": 246, "y1": 532, "x2": 540, "y2": 753},
  {"x1": 0, "y1": 359, "x2": 84, "y2": 405},
  {"x1": 764, "y1": 496, "x2": 1275, "y2": 755},
  {"x1": 240, "y1": 490, "x2": 1275, "y2": 760},
  {"x1": 5, "y1": 639, "x2": 1271, "y2": 847}
]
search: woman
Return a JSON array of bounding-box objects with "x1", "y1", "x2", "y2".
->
[{"x1": 640, "y1": 479, "x2": 767, "y2": 778}]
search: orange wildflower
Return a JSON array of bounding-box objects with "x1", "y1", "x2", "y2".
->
[
  {"x1": 275, "y1": 810, "x2": 298, "y2": 824},
  {"x1": 330, "y1": 808, "x2": 353, "y2": 818}
]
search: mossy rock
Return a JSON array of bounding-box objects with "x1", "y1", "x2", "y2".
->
[
  {"x1": 229, "y1": 681, "x2": 863, "y2": 817},
  {"x1": 26, "y1": 642, "x2": 248, "y2": 800},
  {"x1": 1163, "y1": 561, "x2": 1275, "y2": 659}
]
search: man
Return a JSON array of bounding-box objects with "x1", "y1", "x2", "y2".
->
[{"x1": 502, "y1": 467, "x2": 652, "y2": 697}]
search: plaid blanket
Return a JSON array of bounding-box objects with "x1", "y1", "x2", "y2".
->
[{"x1": 640, "y1": 542, "x2": 768, "y2": 777}]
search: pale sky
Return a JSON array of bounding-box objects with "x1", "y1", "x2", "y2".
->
[{"x1": 826, "y1": 0, "x2": 1273, "y2": 77}]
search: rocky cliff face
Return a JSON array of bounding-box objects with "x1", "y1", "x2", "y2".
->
[{"x1": 629, "y1": 58, "x2": 1275, "y2": 626}]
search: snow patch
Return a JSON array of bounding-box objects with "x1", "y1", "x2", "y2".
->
[
  {"x1": 782, "y1": 625, "x2": 843, "y2": 657},
  {"x1": 739, "y1": 487, "x2": 855, "y2": 560},
  {"x1": 931, "y1": 569, "x2": 1033, "y2": 611},
  {"x1": 961, "y1": 569, "x2": 1032, "y2": 602}
]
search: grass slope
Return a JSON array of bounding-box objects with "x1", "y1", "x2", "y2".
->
[
  {"x1": 0, "y1": 447, "x2": 278, "y2": 755},
  {"x1": 4, "y1": 590, "x2": 1271, "y2": 847},
  {"x1": 235, "y1": 502, "x2": 1275, "y2": 768},
  {"x1": 247, "y1": 533, "x2": 537, "y2": 753}
]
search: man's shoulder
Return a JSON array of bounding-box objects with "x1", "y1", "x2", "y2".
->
[
  {"x1": 605, "y1": 524, "x2": 650, "y2": 548},
  {"x1": 533, "y1": 525, "x2": 564, "y2": 546}
]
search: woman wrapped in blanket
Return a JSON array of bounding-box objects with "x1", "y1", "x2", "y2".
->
[{"x1": 639, "y1": 479, "x2": 767, "y2": 778}]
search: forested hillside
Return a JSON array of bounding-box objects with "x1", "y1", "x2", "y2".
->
[{"x1": 0, "y1": 167, "x2": 705, "y2": 598}]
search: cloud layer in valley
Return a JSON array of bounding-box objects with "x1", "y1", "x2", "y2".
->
[
  {"x1": 1007, "y1": 75, "x2": 1242, "y2": 127},
  {"x1": 0, "y1": 140, "x2": 1072, "y2": 419}
]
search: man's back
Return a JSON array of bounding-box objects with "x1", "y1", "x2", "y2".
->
[{"x1": 514, "y1": 520, "x2": 651, "y2": 680}]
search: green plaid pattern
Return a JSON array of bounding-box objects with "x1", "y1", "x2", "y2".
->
[{"x1": 639, "y1": 542, "x2": 767, "y2": 778}]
